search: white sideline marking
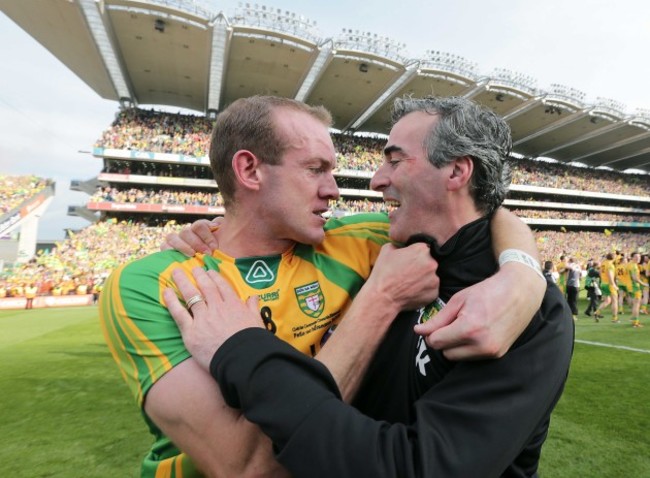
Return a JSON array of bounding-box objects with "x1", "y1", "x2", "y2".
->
[{"x1": 575, "y1": 339, "x2": 650, "y2": 354}]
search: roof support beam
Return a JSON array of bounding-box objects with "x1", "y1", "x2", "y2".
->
[
  {"x1": 571, "y1": 130, "x2": 650, "y2": 163},
  {"x1": 502, "y1": 97, "x2": 543, "y2": 121},
  {"x1": 462, "y1": 80, "x2": 487, "y2": 99},
  {"x1": 207, "y1": 14, "x2": 231, "y2": 113},
  {"x1": 513, "y1": 110, "x2": 587, "y2": 147},
  {"x1": 295, "y1": 40, "x2": 334, "y2": 102},
  {"x1": 538, "y1": 122, "x2": 627, "y2": 157},
  {"x1": 347, "y1": 63, "x2": 419, "y2": 131},
  {"x1": 78, "y1": 0, "x2": 131, "y2": 101},
  {"x1": 596, "y1": 148, "x2": 650, "y2": 169}
]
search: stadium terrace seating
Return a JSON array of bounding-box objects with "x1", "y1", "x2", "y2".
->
[
  {"x1": 2, "y1": 109, "x2": 649, "y2": 296},
  {"x1": 0, "y1": 175, "x2": 49, "y2": 215},
  {"x1": 2, "y1": 221, "x2": 647, "y2": 299},
  {"x1": 93, "y1": 108, "x2": 650, "y2": 196}
]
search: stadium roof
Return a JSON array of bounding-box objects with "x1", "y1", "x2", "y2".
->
[{"x1": 2, "y1": 0, "x2": 650, "y2": 173}]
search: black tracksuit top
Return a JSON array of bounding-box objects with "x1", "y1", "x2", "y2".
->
[{"x1": 211, "y1": 215, "x2": 575, "y2": 478}]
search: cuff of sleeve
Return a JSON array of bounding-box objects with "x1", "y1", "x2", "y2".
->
[{"x1": 209, "y1": 328, "x2": 273, "y2": 407}]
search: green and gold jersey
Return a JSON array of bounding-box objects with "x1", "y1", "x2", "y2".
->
[
  {"x1": 600, "y1": 260, "x2": 615, "y2": 285},
  {"x1": 627, "y1": 261, "x2": 641, "y2": 291},
  {"x1": 99, "y1": 213, "x2": 390, "y2": 478},
  {"x1": 616, "y1": 261, "x2": 630, "y2": 288}
]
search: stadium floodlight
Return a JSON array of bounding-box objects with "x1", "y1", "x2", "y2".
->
[
  {"x1": 334, "y1": 29, "x2": 406, "y2": 63},
  {"x1": 592, "y1": 97, "x2": 626, "y2": 119},
  {"x1": 488, "y1": 68, "x2": 537, "y2": 95},
  {"x1": 547, "y1": 84, "x2": 586, "y2": 104},
  {"x1": 138, "y1": 0, "x2": 215, "y2": 20},
  {"x1": 232, "y1": 2, "x2": 320, "y2": 42},
  {"x1": 421, "y1": 50, "x2": 478, "y2": 79},
  {"x1": 628, "y1": 108, "x2": 650, "y2": 130},
  {"x1": 635, "y1": 108, "x2": 650, "y2": 119}
]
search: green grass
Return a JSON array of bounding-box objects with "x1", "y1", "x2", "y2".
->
[
  {"x1": 1, "y1": 300, "x2": 648, "y2": 477},
  {"x1": 0, "y1": 307, "x2": 149, "y2": 478},
  {"x1": 538, "y1": 299, "x2": 650, "y2": 478}
]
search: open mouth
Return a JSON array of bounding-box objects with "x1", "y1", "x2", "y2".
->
[{"x1": 384, "y1": 200, "x2": 400, "y2": 212}]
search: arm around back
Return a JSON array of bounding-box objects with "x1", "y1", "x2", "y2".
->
[
  {"x1": 212, "y1": 283, "x2": 573, "y2": 478},
  {"x1": 417, "y1": 208, "x2": 546, "y2": 359},
  {"x1": 145, "y1": 358, "x2": 288, "y2": 477}
]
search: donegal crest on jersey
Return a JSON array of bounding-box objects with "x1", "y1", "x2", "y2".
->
[
  {"x1": 295, "y1": 281, "x2": 325, "y2": 317},
  {"x1": 417, "y1": 298, "x2": 446, "y2": 324}
]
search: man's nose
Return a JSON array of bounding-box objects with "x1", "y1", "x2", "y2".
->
[
  {"x1": 322, "y1": 173, "x2": 340, "y2": 200},
  {"x1": 370, "y1": 163, "x2": 389, "y2": 191}
]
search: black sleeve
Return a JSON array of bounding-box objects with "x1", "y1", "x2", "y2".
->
[{"x1": 211, "y1": 288, "x2": 573, "y2": 478}]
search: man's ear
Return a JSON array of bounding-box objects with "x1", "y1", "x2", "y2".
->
[
  {"x1": 448, "y1": 155, "x2": 474, "y2": 190},
  {"x1": 232, "y1": 150, "x2": 261, "y2": 191}
]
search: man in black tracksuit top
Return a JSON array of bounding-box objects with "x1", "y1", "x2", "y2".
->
[
  {"x1": 170, "y1": 96, "x2": 575, "y2": 477},
  {"x1": 209, "y1": 215, "x2": 573, "y2": 477}
]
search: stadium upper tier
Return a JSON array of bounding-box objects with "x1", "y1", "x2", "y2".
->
[
  {"x1": 3, "y1": 0, "x2": 650, "y2": 172},
  {"x1": 90, "y1": 108, "x2": 650, "y2": 197},
  {"x1": 81, "y1": 108, "x2": 650, "y2": 232}
]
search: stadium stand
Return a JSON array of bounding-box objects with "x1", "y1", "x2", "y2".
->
[
  {"x1": 1, "y1": 2, "x2": 649, "y2": 310},
  {"x1": 0, "y1": 175, "x2": 50, "y2": 214},
  {"x1": 2, "y1": 107, "x2": 649, "y2": 310},
  {"x1": 0, "y1": 175, "x2": 56, "y2": 268}
]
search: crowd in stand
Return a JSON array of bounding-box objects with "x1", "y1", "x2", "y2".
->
[
  {"x1": 2, "y1": 217, "x2": 647, "y2": 300},
  {"x1": 330, "y1": 199, "x2": 389, "y2": 214},
  {"x1": 88, "y1": 185, "x2": 647, "y2": 224},
  {"x1": 93, "y1": 108, "x2": 650, "y2": 197},
  {"x1": 0, "y1": 175, "x2": 49, "y2": 214},
  {"x1": 0, "y1": 220, "x2": 182, "y2": 299},
  {"x1": 103, "y1": 159, "x2": 213, "y2": 179},
  {"x1": 509, "y1": 209, "x2": 650, "y2": 223},
  {"x1": 90, "y1": 186, "x2": 224, "y2": 207},
  {"x1": 511, "y1": 158, "x2": 650, "y2": 197},
  {"x1": 95, "y1": 108, "x2": 213, "y2": 158},
  {"x1": 3, "y1": 107, "x2": 649, "y2": 302}
]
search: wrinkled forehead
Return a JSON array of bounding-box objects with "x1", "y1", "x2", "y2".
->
[{"x1": 386, "y1": 111, "x2": 440, "y2": 153}]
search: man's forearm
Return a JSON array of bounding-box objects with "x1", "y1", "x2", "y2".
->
[
  {"x1": 315, "y1": 286, "x2": 401, "y2": 402},
  {"x1": 145, "y1": 358, "x2": 289, "y2": 478},
  {"x1": 490, "y1": 207, "x2": 545, "y2": 326},
  {"x1": 491, "y1": 207, "x2": 540, "y2": 263},
  {"x1": 315, "y1": 243, "x2": 439, "y2": 402}
]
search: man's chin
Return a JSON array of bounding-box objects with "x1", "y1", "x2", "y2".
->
[
  {"x1": 299, "y1": 229, "x2": 326, "y2": 246},
  {"x1": 388, "y1": 225, "x2": 408, "y2": 245}
]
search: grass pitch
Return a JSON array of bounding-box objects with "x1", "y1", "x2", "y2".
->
[
  {"x1": 0, "y1": 307, "x2": 149, "y2": 478},
  {"x1": 1, "y1": 300, "x2": 648, "y2": 477}
]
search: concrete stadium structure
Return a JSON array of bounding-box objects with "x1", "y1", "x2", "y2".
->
[{"x1": 2, "y1": 0, "x2": 650, "y2": 172}]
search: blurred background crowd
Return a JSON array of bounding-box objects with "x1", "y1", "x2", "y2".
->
[{"x1": 2, "y1": 108, "x2": 648, "y2": 299}]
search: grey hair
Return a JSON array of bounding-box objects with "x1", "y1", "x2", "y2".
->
[{"x1": 390, "y1": 96, "x2": 512, "y2": 215}]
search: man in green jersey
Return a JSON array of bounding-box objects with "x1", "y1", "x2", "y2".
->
[
  {"x1": 628, "y1": 252, "x2": 644, "y2": 327},
  {"x1": 596, "y1": 252, "x2": 619, "y2": 321},
  {"x1": 101, "y1": 95, "x2": 545, "y2": 477}
]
